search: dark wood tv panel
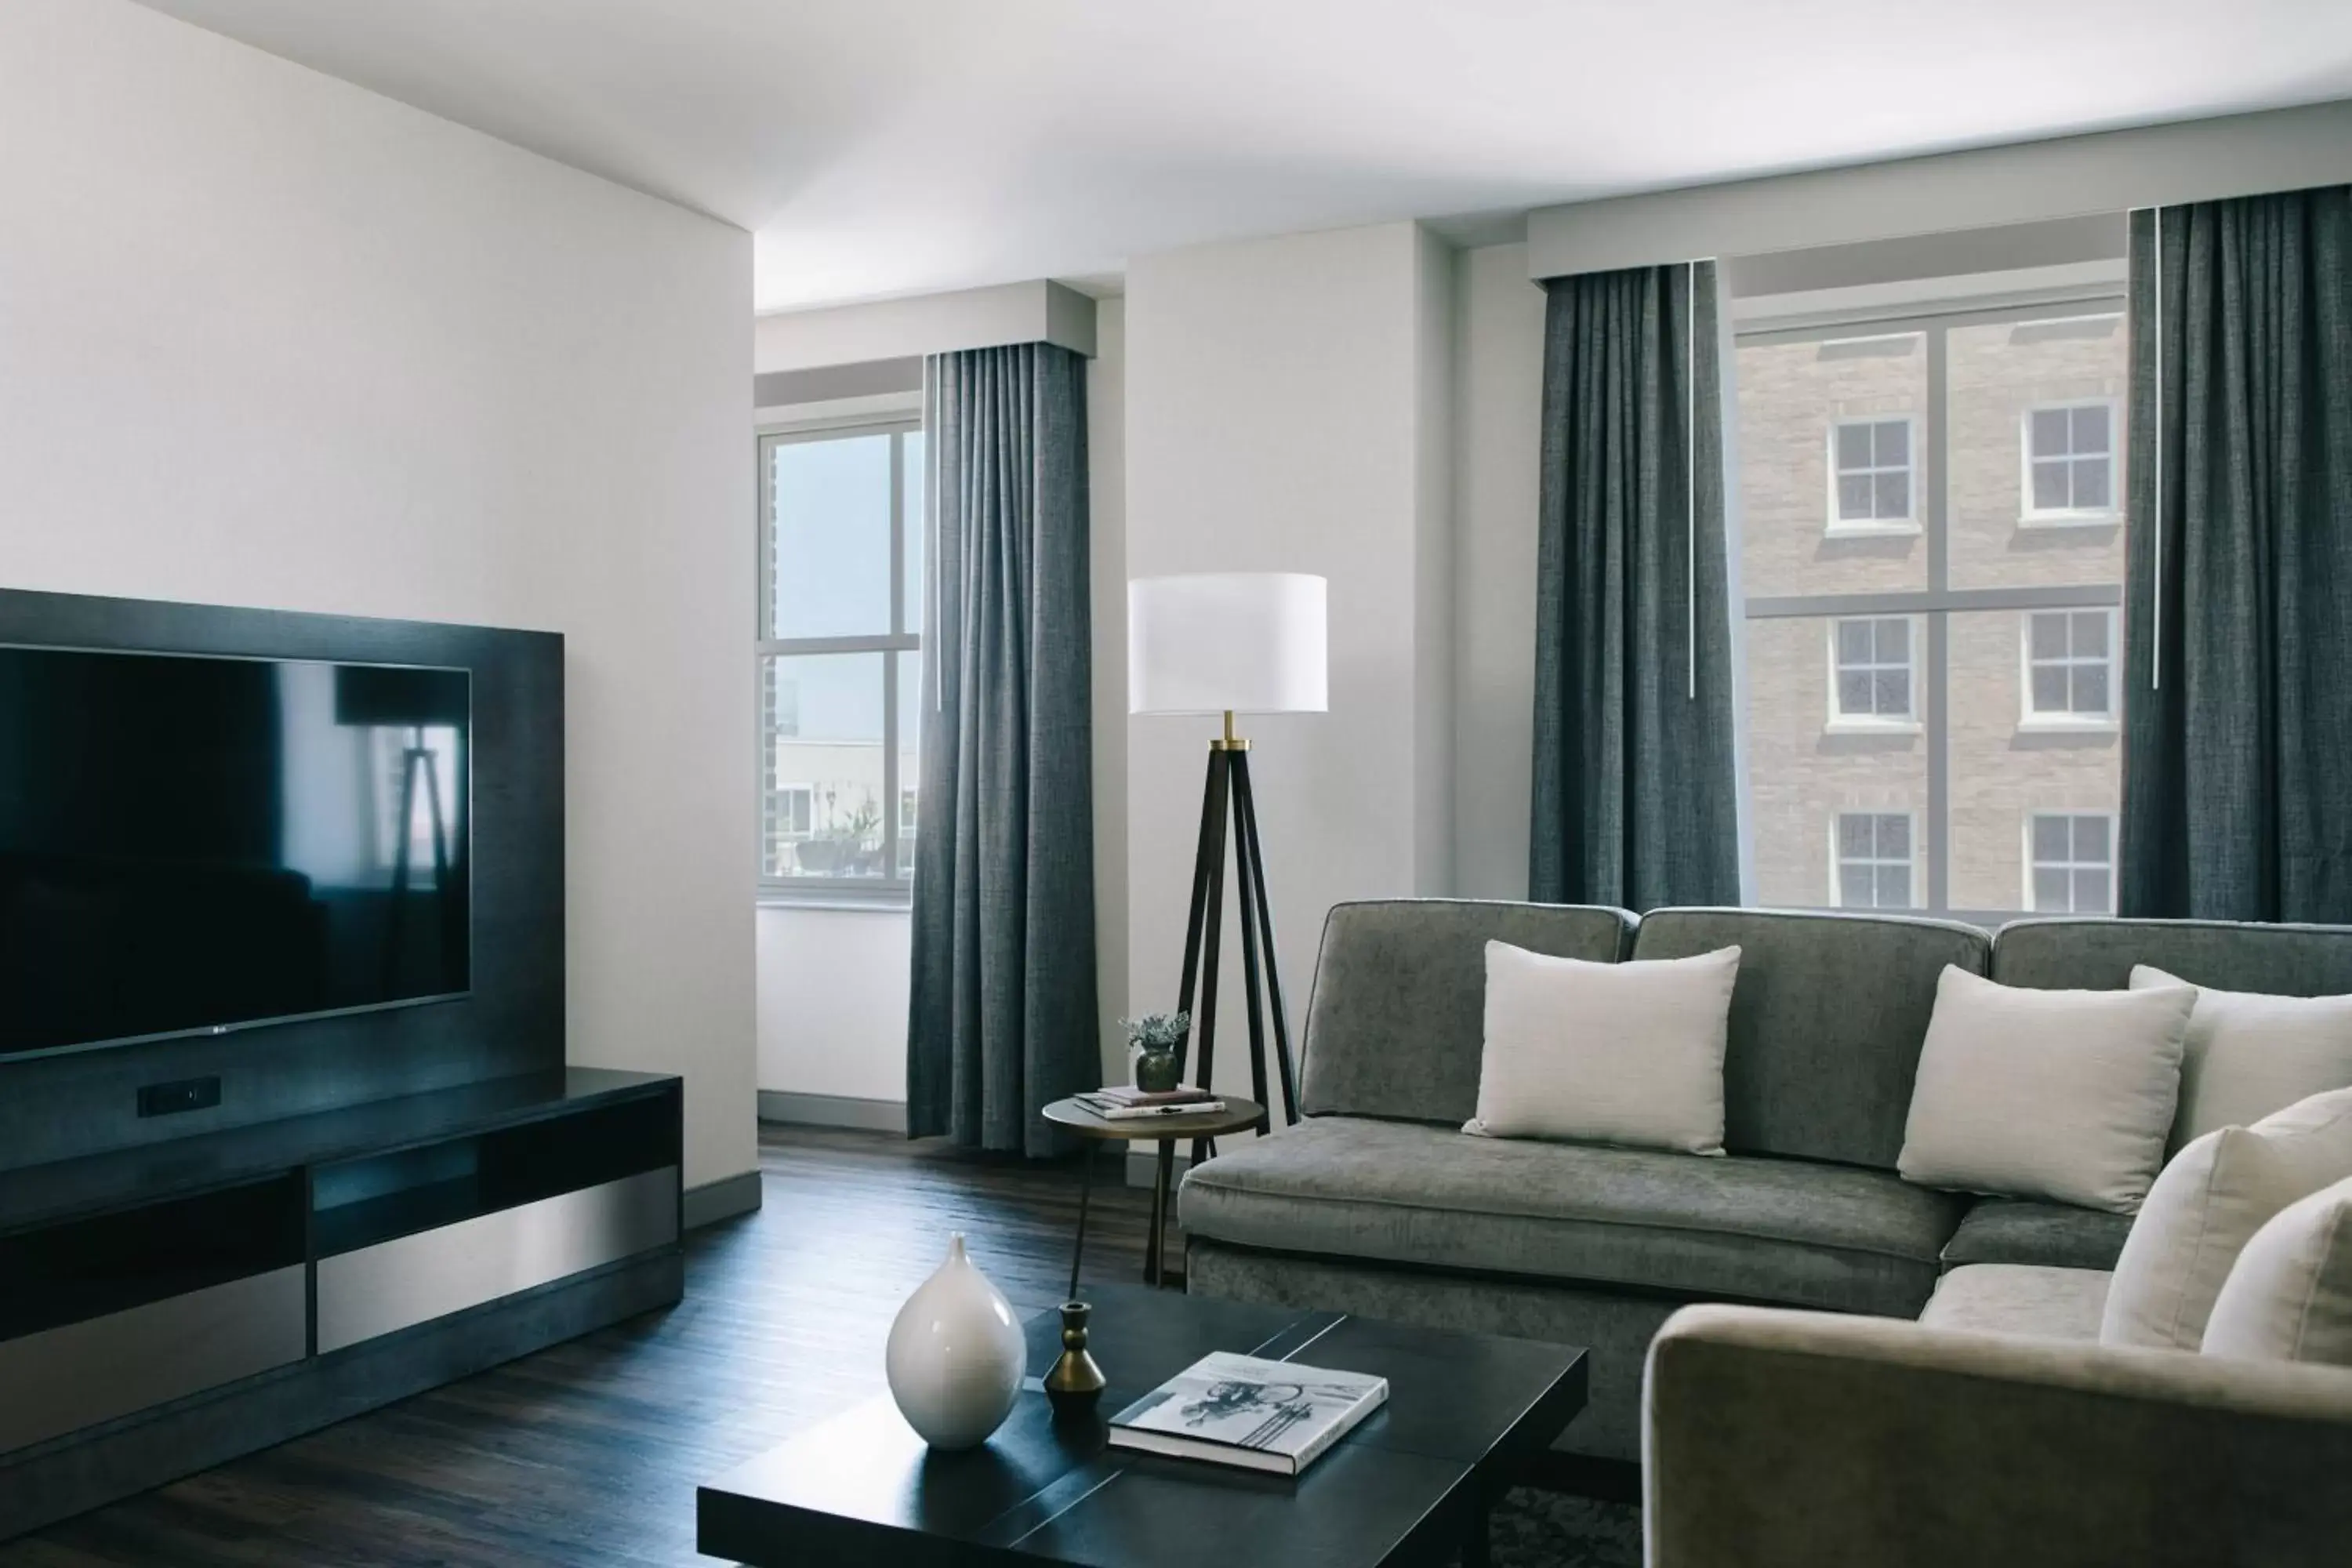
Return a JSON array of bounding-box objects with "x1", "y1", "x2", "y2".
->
[
  {"x1": 0, "y1": 590, "x2": 664, "y2": 1542},
  {"x1": 0, "y1": 1066, "x2": 684, "y2": 1539}
]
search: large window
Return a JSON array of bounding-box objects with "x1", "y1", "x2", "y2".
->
[
  {"x1": 757, "y1": 420, "x2": 924, "y2": 901},
  {"x1": 1737, "y1": 300, "x2": 2125, "y2": 923}
]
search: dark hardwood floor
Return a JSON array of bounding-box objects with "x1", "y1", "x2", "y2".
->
[{"x1": 2, "y1": 1127, "x2": 1160, "y2": 1568}]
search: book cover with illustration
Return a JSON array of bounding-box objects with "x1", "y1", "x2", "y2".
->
[{"x1": 1108, "y1": 1351, "x2": 1388, "y2": 1475}]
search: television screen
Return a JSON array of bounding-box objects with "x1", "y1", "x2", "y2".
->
[{"x1": 0, "y1": 645, "x2": 471, "y2": 1058}]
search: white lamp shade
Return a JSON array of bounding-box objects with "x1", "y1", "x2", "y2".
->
[{"x1": 1128, "y1": 573, "x2": 1328, "y2": 716}]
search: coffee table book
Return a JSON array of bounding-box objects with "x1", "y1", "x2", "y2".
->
[{"x1": 1109, "y1": 1352, "x2": 1388, "y2": 1475}]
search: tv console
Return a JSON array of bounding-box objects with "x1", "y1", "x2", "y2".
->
[{"x1": 0, "y1": 1067, "x2": 683, "y2": 1541}]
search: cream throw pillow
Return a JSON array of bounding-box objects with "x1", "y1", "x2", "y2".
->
[
  {"x1": 2129, "y1": 966, "x2": 2352, "y2": 1150},
  {"x1": 1464, "y1": 942, "x2": 1740, "y2": 1156},
  {"x1": 2202, "y1": 1174, "x2": 2352, "y2": 1365},
  {"x1": 2101, "y1": 1087, "x2": 2352, "y2": 1350},
  {"x1": 1898, "y1": 967, "x2": 2195, "y2": 1214}
]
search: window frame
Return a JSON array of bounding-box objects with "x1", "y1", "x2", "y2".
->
[
  {"x1": 1824, "y1": 414, "x2": 1921, "y2": 537},
  {"x1": 1829, "y1": 810, "x2": 1920, "y2": 911},
  {"x1": 1825, "y1": 614, "x2": 1922, "y2": 731},
  {"x1": 1740, "y1": 291, "x2": 2127, "y2": 926},
  {"x1": 2017, "y1": 607, "x2": 2119, "y2": 731},
  {"x1": 2023, "y1": 811, "x2": 2117, "y2": 915},
  {"x1": 2018, "y1": 397, "x2": 2121, "y2": 527},
  {"x1": 755, "y1": 412, "x2": 924, "y2": 907}
]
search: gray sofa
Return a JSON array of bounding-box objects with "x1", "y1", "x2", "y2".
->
[{"x1": 1178, "y1": 899, "x2": 2352, "y2": 1462}]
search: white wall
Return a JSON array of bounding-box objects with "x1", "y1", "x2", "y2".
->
[
  {"x1": 1526, "y1": 99, "x2": 2352, "y2": 281},
  {"x1": 1450, "y1": 243, "x2": 1548, "y2": 899},
  {"x1": 0, "y1": 0, "x2": 757, "y2": 1190},
  {"x1": 1123, "y1": 222, "x2": 1454, "y2": 1117},
  {"x1": 755, "y1": 909, "x2": 911, "y2": 1102}
]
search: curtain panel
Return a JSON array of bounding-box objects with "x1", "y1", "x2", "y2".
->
[
  {"x1": 908, "y1": 343, "x2": 1098, "y2": 1156},
  {"x1": 1530, "y1": 260, "x2": 1740, "y2": 910},
  {"x1": 2121, "y1": 187, "x2": 2352, "y2": 922}
]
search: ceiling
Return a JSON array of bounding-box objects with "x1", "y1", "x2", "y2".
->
[{"x1": 134, "y1": 1, "x2": 2352, "y2": 314}]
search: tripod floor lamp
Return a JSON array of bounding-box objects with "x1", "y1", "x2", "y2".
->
[{"x1": 1128, "y1": 572, "x2": 1328, "y2": 1161}]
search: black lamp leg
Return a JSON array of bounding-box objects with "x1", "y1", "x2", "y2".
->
[
  {"x1": 1230, "y1": 767, "x2": 1273, "y2": 1125},
  {"x1": 1230, "y1": 754, "x2": 1300, "y2": 1125}
]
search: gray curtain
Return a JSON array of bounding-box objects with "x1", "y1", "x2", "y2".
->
[
  {"x1": 1530, "y1": 260, "x2": 1740, "y2": 910},
  {"x1": 2121, "y1": 187, "x2": 2352, "y2": 922},
  {"x1": 907, "y1": 343, "x2": 1098, "y2": 1155}
]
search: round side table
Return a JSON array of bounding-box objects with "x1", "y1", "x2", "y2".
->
[{"x1": 1042, "y1": 1094, "x2": 1265, "y2": 1291}]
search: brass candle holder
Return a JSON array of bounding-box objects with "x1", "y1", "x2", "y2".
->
[{"x1": 1044, "y1": 1300, "x2": 1105, "y2": 1414}]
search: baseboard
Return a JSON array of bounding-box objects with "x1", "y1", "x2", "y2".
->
[
  {"x1": 757, "y1": 1090, "x2": 908, "y2": 1132},
  {"x1": 682, "y1": 1170, "x2": 764, "y2": 1229}
]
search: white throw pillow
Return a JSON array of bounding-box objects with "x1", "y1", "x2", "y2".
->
[
  {"x1": 2101, "y1": 1087, "x2": 2352, "y2": 1349},
  {"x1": 1898, "y1": 966, "x2": 2195, "y2": 1214},
  {"x1": 2202, "y1": 1174, "x2": 2352, "y2": 1366},
  {"x1": 2129, "y1": 965, "x2": 2352, "y2": 1150},
  {"x1": 1463, "y1": 941, "x2": 1740, "y2": 1156}
]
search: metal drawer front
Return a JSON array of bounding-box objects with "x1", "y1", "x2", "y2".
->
[
  {"x1": 0, "y1": 1265, "x2": 307, "y2": 1455},
  {"x1": 315, "y1": 1166, "x2": 677, "y2": 1354}
]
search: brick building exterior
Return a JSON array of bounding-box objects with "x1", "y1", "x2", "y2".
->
[{"x1": 1735, "y1": 303, "x2": 2126, "y2": 917}]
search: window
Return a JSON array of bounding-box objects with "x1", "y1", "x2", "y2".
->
[
  {"x1": 1830, "y1": 417, "x2": 1915, "y2": 529},
  {"x1": 2028, "y1": 814, "x2": 2114, "y2": 913},
  {"x1": 1738, "y1": 295, "x2": 2125, "y2": 924},
  {"x1": 2023, "y1": 609, "x2": 2115, "y2": 723},
  {"x1": 757, "y1": 420, "x2": 924, "y2": 900},
  {"x1": 774, "y1": 785, "x2": 814, "y2": 840},
  {"x1": 1830, "y1": 617, "x2": 1915, "y2": 725},
  {"x1": 1835, "y1": 813, "x2": 1915, "y2": 910},
  {"x1": 2024, "y1": 401, "x2": 2116, "y2": 521}
]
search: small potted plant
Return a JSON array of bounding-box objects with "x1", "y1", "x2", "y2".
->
[{"x1": 1120, "y1": 1011, "x2": 1191, "y2": 1093}]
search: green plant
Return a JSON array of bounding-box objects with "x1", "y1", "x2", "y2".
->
[{"x1": 1120, "y1": 1011, "x2": 1191, "y2": 1051}]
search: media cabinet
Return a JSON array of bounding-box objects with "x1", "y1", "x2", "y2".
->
[{"x1": 0, "y1": 1066, "x2": 684, "y2": 1540}]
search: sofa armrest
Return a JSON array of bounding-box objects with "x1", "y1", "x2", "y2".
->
[{"x1": 1644, "y1": 1304, "x2": 2352, "y2": 1568}]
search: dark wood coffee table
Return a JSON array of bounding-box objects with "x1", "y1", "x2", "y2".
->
[{"x1": 698, "y1": 1284, "x2": 1587, "y2": 1568}]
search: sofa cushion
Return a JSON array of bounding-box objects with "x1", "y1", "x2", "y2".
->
[
  {"x1": 1178, "y1": 1116, "x2": 1964, "y2": 1316},
  {"x1": 1991, "y1": 916, "x2": 2352, "y2": 996},
  {"x1": 1918, "y1": 1264, "x2": 2111, "y2": 1341},
  {"x1": 1940, "y1": 1198, "x2": 2134, "y2": 1272},
  {"x1": 2131, "y1": 966, "x2": 2352, "y2": 1150},
  {"x1": 1465, "y1": 942, "x2": 1739, "y2": 1154},
  {"x1": 1298, "y1": 900, "x2": 1634, "y2": 1124},
  {"x1": 1897, "y1": 966, "x2": 2195, "y2": 1214},
  {"x1": 1630, "y1": 908, "x2": 1991, "y2": 1169}
]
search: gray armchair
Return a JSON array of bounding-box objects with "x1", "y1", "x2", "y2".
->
[{"x1": 1642, "y1": 1305, "x2": 2352, "y2": 1568}]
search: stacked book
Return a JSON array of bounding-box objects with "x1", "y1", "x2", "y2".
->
[{"x1": 1074, "y1": 1085, "x2": 1226, "y2": 1120}]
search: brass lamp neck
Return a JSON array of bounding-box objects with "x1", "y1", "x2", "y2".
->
[{"x1": 1211, "y1": 709, "x2": 1250, "y2": 751}]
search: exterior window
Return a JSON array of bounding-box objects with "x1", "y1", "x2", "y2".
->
[
  {"x1": 1831, "y1": 418, "x2": 1914, "y2": 528},
  {"x1": 1835, "y1": 812, "x2": 1915, "y2": 910},
  {"x1": 1831, "y1": 617, "x2": 1915, "y2": 724},
  {"x1": 2024, "y1": 610, "x2": 2115, "y2": 722},
  {"x1": 757, "y1": 421, "x2": 924, "y2": 900},
  {"x1": 2024, "y1": 402, "x2": 2115, "y2": 520},
  {"x1": 774, "y1": 785, "x2": 814, "y2": 840},
  {"x1": 2029, "y1": 814, "x2": 2114, "y2": 913},
  {"x1": 1738, "y1": 296, "x2": 2123, "y2": 925}
]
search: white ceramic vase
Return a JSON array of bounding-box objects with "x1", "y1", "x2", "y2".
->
[{"x1": 884, "y1": 1232, "x2": 1026, "y2": 1450}]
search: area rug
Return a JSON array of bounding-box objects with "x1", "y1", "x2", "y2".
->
[{"x1": 1490, "y1": 1488, "x2": 1642, "y2": 1568}]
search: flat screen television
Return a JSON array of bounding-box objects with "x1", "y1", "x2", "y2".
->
[{"x1": 0, "y1": 644, "x2": 471, "y2": 1058}]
